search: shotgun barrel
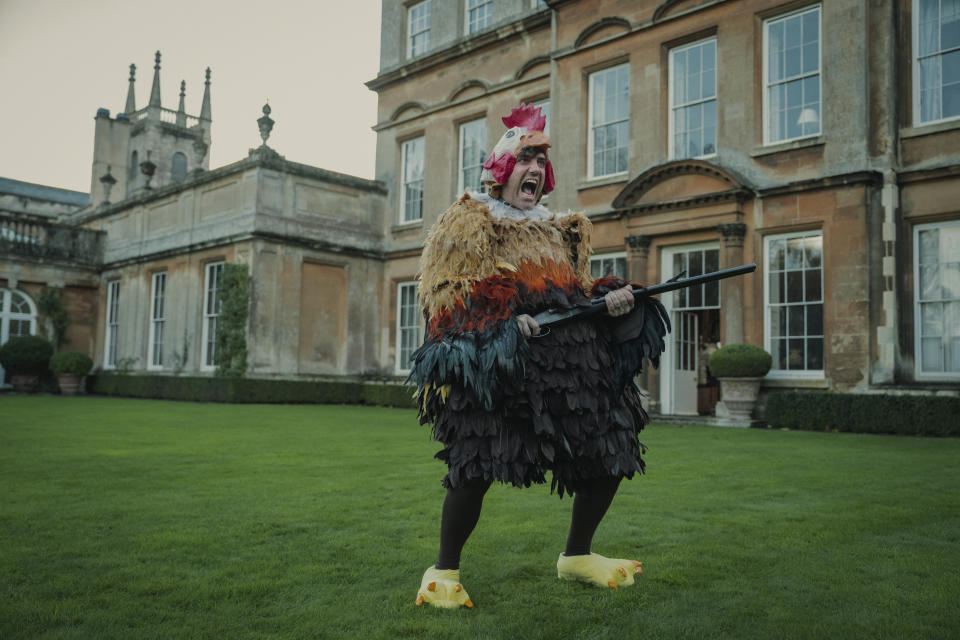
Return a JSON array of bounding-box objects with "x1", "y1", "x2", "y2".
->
[{"x1": 532, "y1": 263, "x2": 757, "y2": 328}]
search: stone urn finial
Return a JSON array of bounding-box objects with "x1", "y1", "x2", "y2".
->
[
  {"x1": 140, "y1": 150, "x2": 157, "y2": 189},
  {"x1": 99, "y1": 165, "x2": 117, "y2": 203},
  {"x1": 257, "y1": 103, "x2": 274, "y2": 146}
]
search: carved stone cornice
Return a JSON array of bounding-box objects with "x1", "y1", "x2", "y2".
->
[
  {"x1": 625, "y1": 234, "x2": 651, "y2": 257},
  {"x1": 717, "y1": 222, "x2": 747, "y2": 247}
]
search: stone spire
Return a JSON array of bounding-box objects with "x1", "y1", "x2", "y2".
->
[
  {"x1": 199, "y1": 67, "x2": 212, "y2": 122},
  {"x1": 124, "y1": 63, "x2": 136, "y2": 114},
  {"x1": 149, "y1": 51, "x2": 162, "y2": 108},
  {"x1": 176, "y1": 80, "x2": 186, "y2": 126}
]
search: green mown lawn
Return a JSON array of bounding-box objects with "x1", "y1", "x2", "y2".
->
[{"x1": 1, "y1": 396, "x2": 958, "y2": 639}]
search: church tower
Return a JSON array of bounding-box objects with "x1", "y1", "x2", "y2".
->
[{"x1": 89, "y1": 51, "x2": 212, "y2": 207}]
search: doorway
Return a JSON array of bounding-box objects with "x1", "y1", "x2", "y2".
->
[{"x1": 660, "y1": 244, "x2": 721, "y2": 415}]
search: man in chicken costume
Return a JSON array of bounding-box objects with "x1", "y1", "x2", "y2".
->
[{"x1": 409, "y1": 104, "x2": 669, "y2": 609}]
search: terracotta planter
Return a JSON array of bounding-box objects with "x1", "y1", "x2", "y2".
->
[
  {"x1": 57, "y1": 374, "x2": 84, "y2": 395},
  {"x1": 717, "y1": 376, "x2": 763, "y2": 420},
  {"x1": 10, "y1": 374, "x2": 40, "y2": 393}
]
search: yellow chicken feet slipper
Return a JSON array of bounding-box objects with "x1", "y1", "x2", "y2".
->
[
  {"x1": 415, "y1": 566, "x2": 475, "y2": 609},
  {"x1": 557, "y1": 552, "x2": 643, "y2": 589}
]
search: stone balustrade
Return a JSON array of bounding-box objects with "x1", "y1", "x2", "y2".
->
[{"x1": 0, "y1": 213, "x2": 105, "y2": 267}]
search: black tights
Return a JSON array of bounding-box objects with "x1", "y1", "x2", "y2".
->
[{"x1": 435, "y1": 476, "x2": 622, "y2": 570}]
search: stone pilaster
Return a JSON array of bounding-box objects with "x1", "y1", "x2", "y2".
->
[
  {"x1": 625, "y1": 234, "x2": 657, "y2": 412},
  {"x1": 625, "y1": 234, "x2": 651, "y2": 283},
  {"x1": 717, "y1": 222, "x2": 747, "y2": 345}
]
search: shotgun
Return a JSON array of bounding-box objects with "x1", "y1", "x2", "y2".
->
[{"x1": 531, "y1": 263, "x2": 757, "y2": 329}]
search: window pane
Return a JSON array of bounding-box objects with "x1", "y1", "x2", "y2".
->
[
  {"x1": 11, "y1": 318, "x2": 30, "y2": 337},
  {"x1": 787, "y1": 236, "x2": 804, "y2": 268},
  {"x1": 919, "y1": 57, "x2": 942, "y2": 122},
  {"x1": 787, "y1": 271, "x2": 804, "y2": 303},
  {"x1": 943, "y1": 1, "x2": 960, "y2": 50},
  {"x1": 922, "y1": 301, "x2": 944, "y2": 335},
  {"x1": 920, "y1": 265, "x2": 941, "y2": 301},
  {"x1": 705, "y1": 280, "x2": 719, "y2": 307},
  {"x1": 769, "y1": 22, "x2": 784, "y2": 83},
  {"x1": 769, "y1": 271, "x2": 784, "y2": 304},
  {"x1": 805, "y1": 269, "x2": 822, "y2": 302},
  {"x1": 807, "y1": 338, "x2": 823, "y2": 369},
  {"x1": 921, "y1": 336, "x2": 943, "y2": 371},
  {"x1": 919, "y1": 228, "x2": 939, "y2": 264},
  {"x1": 944, "y1": 262, "x2": 960, "y2": 299},
  {"x1": 773, "y1": 337, "x2": 787, "y2": 369},
  {"x1": 807, "y1": 303, "x2": 823, "y2": 336},
  {"x1": 10, "y1": 292, "x2": 28, "y2": 313},
  {"x1": 788, "y1": 338, "x2": 805, "y2": 369},
  {"x1": 770, "y1": 307, "x2": 784, "y2": 337},
  {"x1": 788, "y1": 304, "x2": 804, "y2": 337},
  {"x1": 785, "y1": 15, "x2": 802, "y2": 49}
]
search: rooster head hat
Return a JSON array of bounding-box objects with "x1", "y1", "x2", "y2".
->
[{"x1": 481, "y1": 103, "x2": 555, "y2": 201}]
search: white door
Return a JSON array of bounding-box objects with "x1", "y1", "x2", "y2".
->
[
  {"x1": 673, "y1": 311, "x2": 699, "y2": 415},
  {"x1": 660, "y1": 243, "x2": 720, "y2": 414}
]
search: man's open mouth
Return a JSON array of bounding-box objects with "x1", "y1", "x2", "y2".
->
[{"x1": 521, "y1": 178, "x2": 539, "y2": 196}]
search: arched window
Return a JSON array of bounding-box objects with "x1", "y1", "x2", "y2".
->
[
  {"x1": 171, "y1": 152, "x2": 187, "y2": 182},
  {"x1": 129, "y1": 150, "x2": 139, "y2": 180},
  {"x1": 0, "y1": 289, "x2": 37, "y2": 344},
  {"x1": 0, "y1": 289, "x2": 38, "y2": 381}
]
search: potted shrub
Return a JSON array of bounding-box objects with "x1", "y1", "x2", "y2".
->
[
  {"x1": 0, "y1": 335, "x2": 54, "y2": 392},
  {"x1": 49, "y1": 351, "x2": 94, "y2": 395},
  {"x1": 708, "y1": 343, "x2": 772, "y2": 422}
]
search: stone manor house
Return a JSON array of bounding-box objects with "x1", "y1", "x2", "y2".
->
[{"x1": 3, "y1": 0, "x2": 959, "y2": 416}]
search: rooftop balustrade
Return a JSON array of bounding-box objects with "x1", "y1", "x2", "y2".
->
[{"x1": 0, "y1": 212, "x2": 105, "y2": 267}]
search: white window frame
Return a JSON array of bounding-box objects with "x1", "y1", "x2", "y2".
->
[
  {"x1": 913, "y1": 0, "x2": 960, "y2": 126},
  {"x1": 148, "y1": 271, "x2": 167, "y2": 369},
  {"x1": 587, "y1": 63, "x2": 630, "y2": 179},
  {"x1": 763, "y1": 230, "x2": 825, "y2": 379},
  {"x1": 465, "y1": 0, "x2": 492, "y2": 35},
  {"x1": 669, "y1": 37, "x2": 718, "y2": 160},
  {"x1": 533, "y1": 97, "x2": 551, "y2": 138},
  {"x1": 0, "y1": 288, "x2": 38, "y2": 346},
  {"x1": 395, "y1": 281, "x2": 420, "y2": 373},
  {"x1": 408, "y1": 1, "x2": 431, "y2": 58},
  {"x1": 590, "y1": 252, "x2": 627, "y2": 280},
  {"x1": 913, "y1": 220, "x2": 960, "y2": 380},
  {"x1": 458, "y1": 118, "x2": 487, "y2": 195},
  {"x1": 401, "y1": 136, "x2": 425, "y2": 223},
  {"x1": 762, "y1": 4, "x2": 822, "y2": 145},
  {"x1": 104, "y1": 280, "x2": 120, "y2": 369},
  {"x1": 201, "y1": 262, "x2": 224, "y2": 370}
]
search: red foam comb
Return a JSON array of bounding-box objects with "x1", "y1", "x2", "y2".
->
[{"x1": 502, "y1": 103, "x2": 546, "y2": 131}]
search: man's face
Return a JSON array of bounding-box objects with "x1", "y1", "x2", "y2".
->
[{"x1": 500, "y1": 148, "x2": 547, "y2": 210}]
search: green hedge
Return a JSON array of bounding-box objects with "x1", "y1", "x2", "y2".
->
[
  {"x1": 88, "y1": 374, "x2": 416, "y2": 408},
  {"x1": 764, "y1": 391, "x2": 960, "y2": 437}
]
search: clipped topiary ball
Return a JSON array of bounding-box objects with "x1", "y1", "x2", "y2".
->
[
  {"x1": 0, "y1": 335, "x2": 55, "y2": 375},
  {"x1": 49, "y1": 351, "x2": 94, "y2": 375},
  {"x1": 708, "y1": 343, "x2": 772, "y2": 378}
]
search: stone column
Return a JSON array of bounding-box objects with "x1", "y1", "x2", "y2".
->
[
  {"x1": 625, "y1": 234, "x2": 657, "y2": 412},
  {"x1": 717, "y1": 223, "x2": 747, "y2": 345},
  {"x1": 625, "y1": 234, "x2": 651, "y2": 283}
]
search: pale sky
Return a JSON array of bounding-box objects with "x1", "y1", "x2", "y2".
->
[{"x1": 0, "y1": 0, "x2": 382, "y2": 193}]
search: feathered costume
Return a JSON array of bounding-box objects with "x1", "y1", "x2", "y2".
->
[{"x1": 409, "y1": 194, "x2": 670, "y2": 497}]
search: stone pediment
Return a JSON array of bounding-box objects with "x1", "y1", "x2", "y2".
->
[{"x1": 612, "y1": 160, "x2": 753, "y2": 212}]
